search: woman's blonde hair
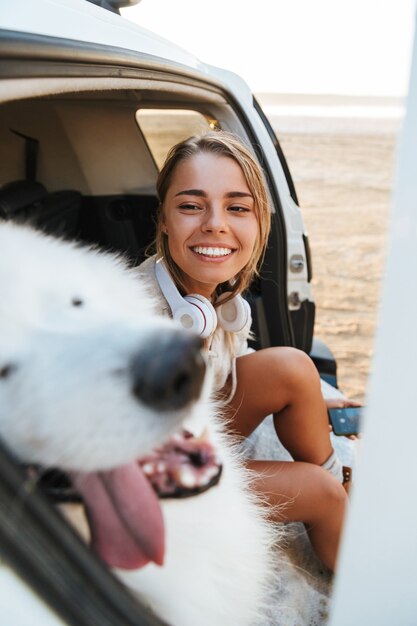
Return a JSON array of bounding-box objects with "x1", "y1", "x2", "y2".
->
[{"x1": 154, "y1": 130, "x2": 271, "y2": 302}]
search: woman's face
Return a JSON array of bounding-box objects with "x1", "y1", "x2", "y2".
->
[{"x1": 161, "y1": 152, "x2": 259, "y2": 299}]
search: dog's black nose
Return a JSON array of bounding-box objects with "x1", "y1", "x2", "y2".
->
[{"x1": 131, "y1": 331, "x2": 206, "y2": 411}]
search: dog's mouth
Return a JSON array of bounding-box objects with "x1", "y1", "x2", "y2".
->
[
  {"x1": 138, "y1": 428, "x2": 222, "y2": 498},
  {"x1": 26, "y1": 429, "x2": 222, "y2": 571}
]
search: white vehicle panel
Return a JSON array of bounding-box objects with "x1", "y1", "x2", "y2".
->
[
  {"x1": 1, "y1": 0, "x2": 202, "y2": 72},
  {"x1": 330, "y1": 5, "x2": 417, "y2": 624}
]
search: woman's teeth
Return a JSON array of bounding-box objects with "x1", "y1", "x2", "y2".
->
[{"x1": 192, "y1": 246, "x2": 232, "y2": 257}]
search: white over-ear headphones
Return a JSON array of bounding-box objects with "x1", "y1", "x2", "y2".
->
[{"x1": 154, "y1": 258, "x2": 250, "y2": 339}]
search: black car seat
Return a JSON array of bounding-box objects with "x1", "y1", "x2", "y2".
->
[{"x1": 0, "y1": 180, "x2": 82, "y2": 239}]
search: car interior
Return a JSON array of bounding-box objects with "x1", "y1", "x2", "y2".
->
[
  {"x1": 0, "y1": 95, "x2": 211, "y2": 258},
  {"x1": 0, "y1": 83, "x2": 300, "y2": 355}
]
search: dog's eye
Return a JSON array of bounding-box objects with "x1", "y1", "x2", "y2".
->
[
  {"x1": 0, "y1": 364, "x2": 17, "y2": 379},
  {"x1": 71, "y1": 297, "x2": 83, "y2": 307}
]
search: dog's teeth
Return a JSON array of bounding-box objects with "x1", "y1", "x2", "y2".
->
[
  {"x1": 156, "y1": 462, "x2": 166, "y2": 473},
  {"x1": 142, "y1": 463, "x2": 154, "y2": 475},
  {"x1": 200, "y1": 474, "x2": 211, "y2": 486},
  {"x1": 204, "y1": 465, "x2": 221, "y2": 480},
  {"x1": 178, "y1": 467, "x2": 197, "y2": 488}
]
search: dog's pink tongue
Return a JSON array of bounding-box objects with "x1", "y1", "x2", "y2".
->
[{"x1": 72, "y1": 462, "x2": 165, "y2": 570}]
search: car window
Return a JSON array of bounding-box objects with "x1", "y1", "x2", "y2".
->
[
  {"x1": 136, "y1": 109, "x2": 214, "y2": 169},
  {"x1": 253, "y1": 96, "x2": 299, "y2": 205}
]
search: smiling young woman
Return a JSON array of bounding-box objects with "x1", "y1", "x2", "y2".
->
[
  {"x1": 160, "y1": 151, "x2": 259, "y2": 298},
  {"x1": 138, "y1": 130, "x2": 348, "y2": 572}
]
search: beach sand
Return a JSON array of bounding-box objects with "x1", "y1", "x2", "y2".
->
[{"x1": 275, "y1": 127, "x2": 398, "y2": 403}]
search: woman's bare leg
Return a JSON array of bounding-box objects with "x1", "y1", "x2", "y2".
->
[
  {"x1": 228, "y1": 347, "x2": 333, "y2": 464},
  {"x1": 247, "y1": 459, "x2": 347, "y2": 571},
  {"x1": 225, "y1": 346, "x2": 347, "y2": 570}
]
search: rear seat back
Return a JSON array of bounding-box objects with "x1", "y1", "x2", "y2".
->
[
  {"x1": 0, "y1": 180, "x2": 47, "y2": 217},
  {"x1": 0, "y1": 180, "x2": 81, "y2": 239},
  {"x1": 81, "y1": 195, "x2": 159, "y2": 265},
  {"x1": 0, "y1": 181, "x2": 158, "y2": 266}
]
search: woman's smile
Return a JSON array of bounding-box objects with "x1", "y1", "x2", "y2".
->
[{"x1": 189, "y1": 245, "x2": 235, "y2": 260}]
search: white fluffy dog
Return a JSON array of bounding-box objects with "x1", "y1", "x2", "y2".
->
[{"x1": 0, "y1": 222, "x2": 276, "y2": 626}]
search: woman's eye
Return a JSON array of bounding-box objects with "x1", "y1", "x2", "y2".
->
[
  {"x1": 179, "y1": 203, "x2": 201, "y2": 211},
  {"x1": 228, "y1": 205, "x2": 251, "y2": 213}
]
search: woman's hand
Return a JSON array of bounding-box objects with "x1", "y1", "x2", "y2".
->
[{"x1": 325, "y1": 397, "x2": 362, "y2": 440}]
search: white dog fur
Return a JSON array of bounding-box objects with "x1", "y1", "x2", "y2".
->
[{"x1": 0, "y1": 222, "x2": 278, "y2": 626}]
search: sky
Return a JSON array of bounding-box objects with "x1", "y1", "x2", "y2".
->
[{"x1": 122, "y1": 0, "x2": 416, "y2": 97}]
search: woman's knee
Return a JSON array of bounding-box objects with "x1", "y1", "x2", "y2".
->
[
  {"x1": 269, "y1": 346, "x2": 320, "y2": 392},
  {"x1": 305, "y1": 465, "x2": 347, "y2": 523}
]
